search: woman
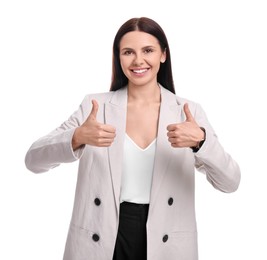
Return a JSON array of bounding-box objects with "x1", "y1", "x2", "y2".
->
[{"x1": 25, "y1": 17, "x2": 241, "y2": 260}]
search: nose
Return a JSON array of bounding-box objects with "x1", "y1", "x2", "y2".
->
[{"x1": 133, "y1": 52, "x2": 144, "y2": 66}]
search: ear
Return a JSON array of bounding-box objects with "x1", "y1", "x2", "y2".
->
[{"x1": 160, "y1": 48, "x2": 167, "y2": 63}]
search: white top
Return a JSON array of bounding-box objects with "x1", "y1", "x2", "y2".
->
[{"x1": 120, "y1": 134, "x2": 156, "y2": 204}]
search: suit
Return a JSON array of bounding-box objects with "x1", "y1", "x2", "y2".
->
[{"x1": 25, "y1": 85, "x2": 241, "y2": 260}]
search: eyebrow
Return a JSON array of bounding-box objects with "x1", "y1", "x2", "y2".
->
[{"x1": 120, "y1": 45, "x2": 156, "y2": 51}]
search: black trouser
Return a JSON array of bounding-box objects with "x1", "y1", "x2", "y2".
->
[{"x1": 112, "y1": 202, "x2": 149, "y2": 260}]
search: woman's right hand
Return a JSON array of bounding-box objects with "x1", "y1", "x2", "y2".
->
[{"x1": 72, "y1": 99, "x2": 116, "y2": 150}]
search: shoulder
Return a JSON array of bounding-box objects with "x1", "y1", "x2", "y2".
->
[
  {"x1": 176, "y1": 96, "x2": 200, "y2": 109},
  {"x1": 82, "y1": 91, "x2": 114, "y2": 104},
  {"x1": 161, "y1": 86, "x2": 201, "y2": 112},
  {"x1": 81, "y1": 87, "x2": 127, "y2": 105},
  {"x1": 161, "y1": 86, "x2": 208, "y2": 122},
  {"x1": 78, "y1": 87, "x2": 127, "y2": 116},
  {"x1": 177, "y1": 95, "x2": 205, "y2": 118}
]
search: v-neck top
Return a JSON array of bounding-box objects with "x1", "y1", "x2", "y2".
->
[{"x1": 120, "y1": 134, "x2": 157, "y2": 204}]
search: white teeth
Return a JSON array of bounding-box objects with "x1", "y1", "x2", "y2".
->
[{"x1": 133, "y1": 69, "x2": 147, "y2": 73}]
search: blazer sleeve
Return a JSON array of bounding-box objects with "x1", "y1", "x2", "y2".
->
[
  {"x1": 192, "y1": 103, "x2": 241, "y2": 193},
  {"x1": 25, "y1": 95, "x2": 91, "y2": 174}
]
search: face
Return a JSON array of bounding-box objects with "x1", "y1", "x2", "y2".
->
[{"x1": 119, "y1": 31, "x2": 166, "y2": 87}]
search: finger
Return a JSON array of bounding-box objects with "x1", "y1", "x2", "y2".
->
[
  {"x1": 166, "y1": 124, "x2": 177, "y2": 131},
  {"x1": 183, "y1": 103, "x2": 194, "y2": 122},
  {"x1": 94, "y1": 124, "x2": 116, "y2": 138},
  {"x1": 100, "y1": 124, "x2": 116, "y2": 133},
  {"x1": 98, "y1": 130, "x2": 116, "y2": 139},
  {"x1": 97, "y1": 142, "x2": 114, "y2": 147},
  {"x1": 88, "y1": 99, "x2": 99, "y2": 120},
  {"x1": 167, "y1": 131, "x2": 176, "y2": 138},
  {"x1": 170, "y1": 143, "x2": 181, "y2": 148},
  {"x1": 168, "y1": 139, "x2": 180, "y2": 148},
  {"x1": 94, "y1": 138, "x2": 115, "y2": 147}
]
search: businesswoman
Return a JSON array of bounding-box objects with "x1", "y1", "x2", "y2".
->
[{"x1": 25, "y1": 17, "x2": 241, "y2": 260}]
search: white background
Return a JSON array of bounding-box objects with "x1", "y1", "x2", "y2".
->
[{"x1": 0, "y1": 0, "x2": 266, "y2": 259}]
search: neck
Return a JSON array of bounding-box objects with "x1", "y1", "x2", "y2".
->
[{"x1": 127, "y1": 83, "x2": 161, "y2": 104}]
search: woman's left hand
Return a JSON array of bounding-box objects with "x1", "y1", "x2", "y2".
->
[{"x1": 167, "y1": 103, "x2": 205, "y2": 148}]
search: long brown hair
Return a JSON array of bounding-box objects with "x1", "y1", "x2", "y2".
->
[{"x1": 110, "y1": 17, "x2": 175, "y2": 94}]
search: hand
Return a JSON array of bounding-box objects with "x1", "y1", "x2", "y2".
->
[
  {"x1": 167, "y1": 103, "x2": 205, "y2": 148},
  {"x1": 72, "y1": 99, "x2": 116, "y2": 150}
]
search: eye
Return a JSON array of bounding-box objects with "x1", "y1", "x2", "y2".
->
[
  {"x1": 144, "y1": 48, "x2": 154, "y2": 54},
  {"x1": 122, "y1": 50, "x2": 134, "y2": 55}
]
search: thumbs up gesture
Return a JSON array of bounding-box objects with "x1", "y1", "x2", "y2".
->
[
  {"x1": 167, "y1": 103, "x2": 205, "y2": 148},
  {"x1": 72, "y1": 99, "x2": 116, "y2": 150}
]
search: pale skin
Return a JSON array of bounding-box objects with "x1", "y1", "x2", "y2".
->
[{"x1": 72, "y1": 31, "x2": 204, "y2": 151}]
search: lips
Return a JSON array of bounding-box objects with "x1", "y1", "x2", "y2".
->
[{"x1": 131, "y1": 68, "x2": 149, "y2": 74}]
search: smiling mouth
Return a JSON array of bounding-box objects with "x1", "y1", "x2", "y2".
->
[{"x1": 131, "y1": 68, "x2": 149, "y2": 74}]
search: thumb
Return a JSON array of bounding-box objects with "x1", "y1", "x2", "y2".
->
[
  {"x1": 88, "y1": 99, "x2": 99, "y2": 121},
  {"x1": 183, "y1": 103, "x2": 194, "y2": 122}
]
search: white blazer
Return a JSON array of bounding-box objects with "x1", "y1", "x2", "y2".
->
[{"x1": 25, "y1": 86, "x2": 241, "y2": 260}]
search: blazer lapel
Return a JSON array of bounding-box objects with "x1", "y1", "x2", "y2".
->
[
  {"x1": 149, "y1": 86, "x2": 185, "y2": 210},
  {"x1": 104, "y1": 86, "x2": 185, "y2": 214},
  {"x1": 104, "y1": 87, "x2": 127, "y2": 215}
]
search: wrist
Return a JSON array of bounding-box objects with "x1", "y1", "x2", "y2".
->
[
  {"x1": 72, "y1": 127, "x2": 83, "y2": 151},
  {"x1": 191, "y1": 127, "x2": 206, "y2": 153}
]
